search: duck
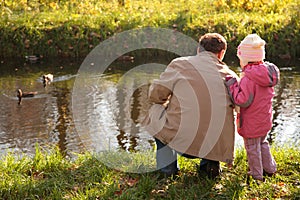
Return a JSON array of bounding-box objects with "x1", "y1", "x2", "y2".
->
[
  {"x1": 17, "y1": 89, "x2": 37, "y2": 105},
  {"x1": 117, "y1": 55, "x2": 134, "y2": 62},
  {"x1": 25, "y1": 54, "x2": 43, "y2": 63},
  {"x1": 42, "y1": 74, "x2": 53, "y2": 87}
]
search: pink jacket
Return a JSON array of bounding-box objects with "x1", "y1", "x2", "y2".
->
[{"x1": 226, "y1": 62, "x2": 280, "y2": 138}]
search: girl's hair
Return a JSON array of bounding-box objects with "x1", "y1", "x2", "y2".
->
[{"x1": 199, "y1": 33, "x2": 227, "y2": 53}]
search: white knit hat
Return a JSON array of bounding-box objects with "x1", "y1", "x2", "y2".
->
[{"x1": 237, "y1": 34, "x2": 266, "y2": 67}]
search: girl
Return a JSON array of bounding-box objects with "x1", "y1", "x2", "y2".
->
[{"x1": 226, "y1": 34, "x2": 280, "y2": 181}]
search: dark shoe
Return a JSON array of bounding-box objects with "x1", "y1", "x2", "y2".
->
[
  {"x1": 198, "y1": 162, "x2": 221, "y2": 179},
  {"x1": 157, "y1": 170, "x2": 179, "y2": 179},
  {"x1": 263, "y1": 170, "x2": 275, "y2": 177}
]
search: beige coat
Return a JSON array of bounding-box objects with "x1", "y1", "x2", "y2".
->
[{"x1": 143, "y1": 51, "x2": 237, "y2": 163}]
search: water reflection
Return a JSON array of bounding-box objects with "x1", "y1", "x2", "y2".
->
[
  {"x1": 0, "y1": 58, "x2": 299, "y2": 157},
  {"x1": 271, "y1": 69, "x2": 300, "y2": 146},
  {"x1": 0, "y1": 59, "x2": 84, "y2": 156}
]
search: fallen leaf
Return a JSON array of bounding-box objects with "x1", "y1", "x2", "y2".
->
[
  {"x1": 114, "y1": 190, "x2": 123, "y2": 196},
  {"x1": 126, "y1": 177, "x2": 139, "y2": 187},
  {"x1": 215, "y1": 184, "x2": 223, "y2": 190},
  {"x1": 278, "y1": 182, "x2": 285, "y2": 186}
]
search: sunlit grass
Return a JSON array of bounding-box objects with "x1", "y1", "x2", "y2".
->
[{"x1": 0, "y1": 144, "x2": 299, "y2": 199}]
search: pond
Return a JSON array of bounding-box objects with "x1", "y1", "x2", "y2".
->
[{"x1": 0, "y1": 55, "x2": 299, "y2": 158}]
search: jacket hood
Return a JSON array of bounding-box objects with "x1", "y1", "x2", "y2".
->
[{"x1": 243, "y1": 62, "x2": 280, "y2": 87}]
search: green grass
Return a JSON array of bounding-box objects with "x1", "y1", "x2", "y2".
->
[
  {"x1": 0, "y1": 0, "x2": 299, "y2": 64},
  {"x1": 0, "y1": 145, "x2": 299, "y2": 199}
]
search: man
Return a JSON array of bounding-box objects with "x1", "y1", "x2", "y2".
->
[{"x1": 143, "y1": 33, "x2": 238, "y2": 178}]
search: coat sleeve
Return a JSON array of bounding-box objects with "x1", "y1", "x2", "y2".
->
[
  {"x1": 225, "y1": 76, "x2": 254, "y2": 108},
  {"x1": 149, "y1": 62, "x2": 179, "y2": 104}
]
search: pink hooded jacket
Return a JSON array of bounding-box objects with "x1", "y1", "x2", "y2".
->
[{"x1": 226, "y1": 62, "x2": 280, "y2": 138}]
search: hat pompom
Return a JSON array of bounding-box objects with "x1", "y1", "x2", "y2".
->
[{"x1": 252, "y1": 40, "x2": 265, "y2": 48}]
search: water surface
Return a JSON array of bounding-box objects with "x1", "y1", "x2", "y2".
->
[{"x1": 0, "y1": 57, "x2": 299, "y2": 157}]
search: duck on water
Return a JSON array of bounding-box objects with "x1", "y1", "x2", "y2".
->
[
  {"x1": 43, "y1": 74, "x2": 53, "y2": 87},
  {"x1": 17, "y1": 89, "x2": 37, "y2": 105}
]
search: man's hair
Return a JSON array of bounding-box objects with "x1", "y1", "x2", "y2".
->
[{"x1": 199, "y1": 33, "x2": 227, "y2": 53}]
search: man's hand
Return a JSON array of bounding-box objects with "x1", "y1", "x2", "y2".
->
[{"x1": 162, "y1": 95, "x2": 171, "y2": 108}]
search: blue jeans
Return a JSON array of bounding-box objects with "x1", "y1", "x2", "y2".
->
[{"x1": 155, "y1": 138, "x2": 219, "y2": 174}]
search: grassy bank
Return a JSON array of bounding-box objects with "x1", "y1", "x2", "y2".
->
[
  {"x1": 0, "y1": 145, "x2": 299, "y2": 199},
  {"x1": 0, "y1": 0, "x2": 299, "y2": 65}
]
